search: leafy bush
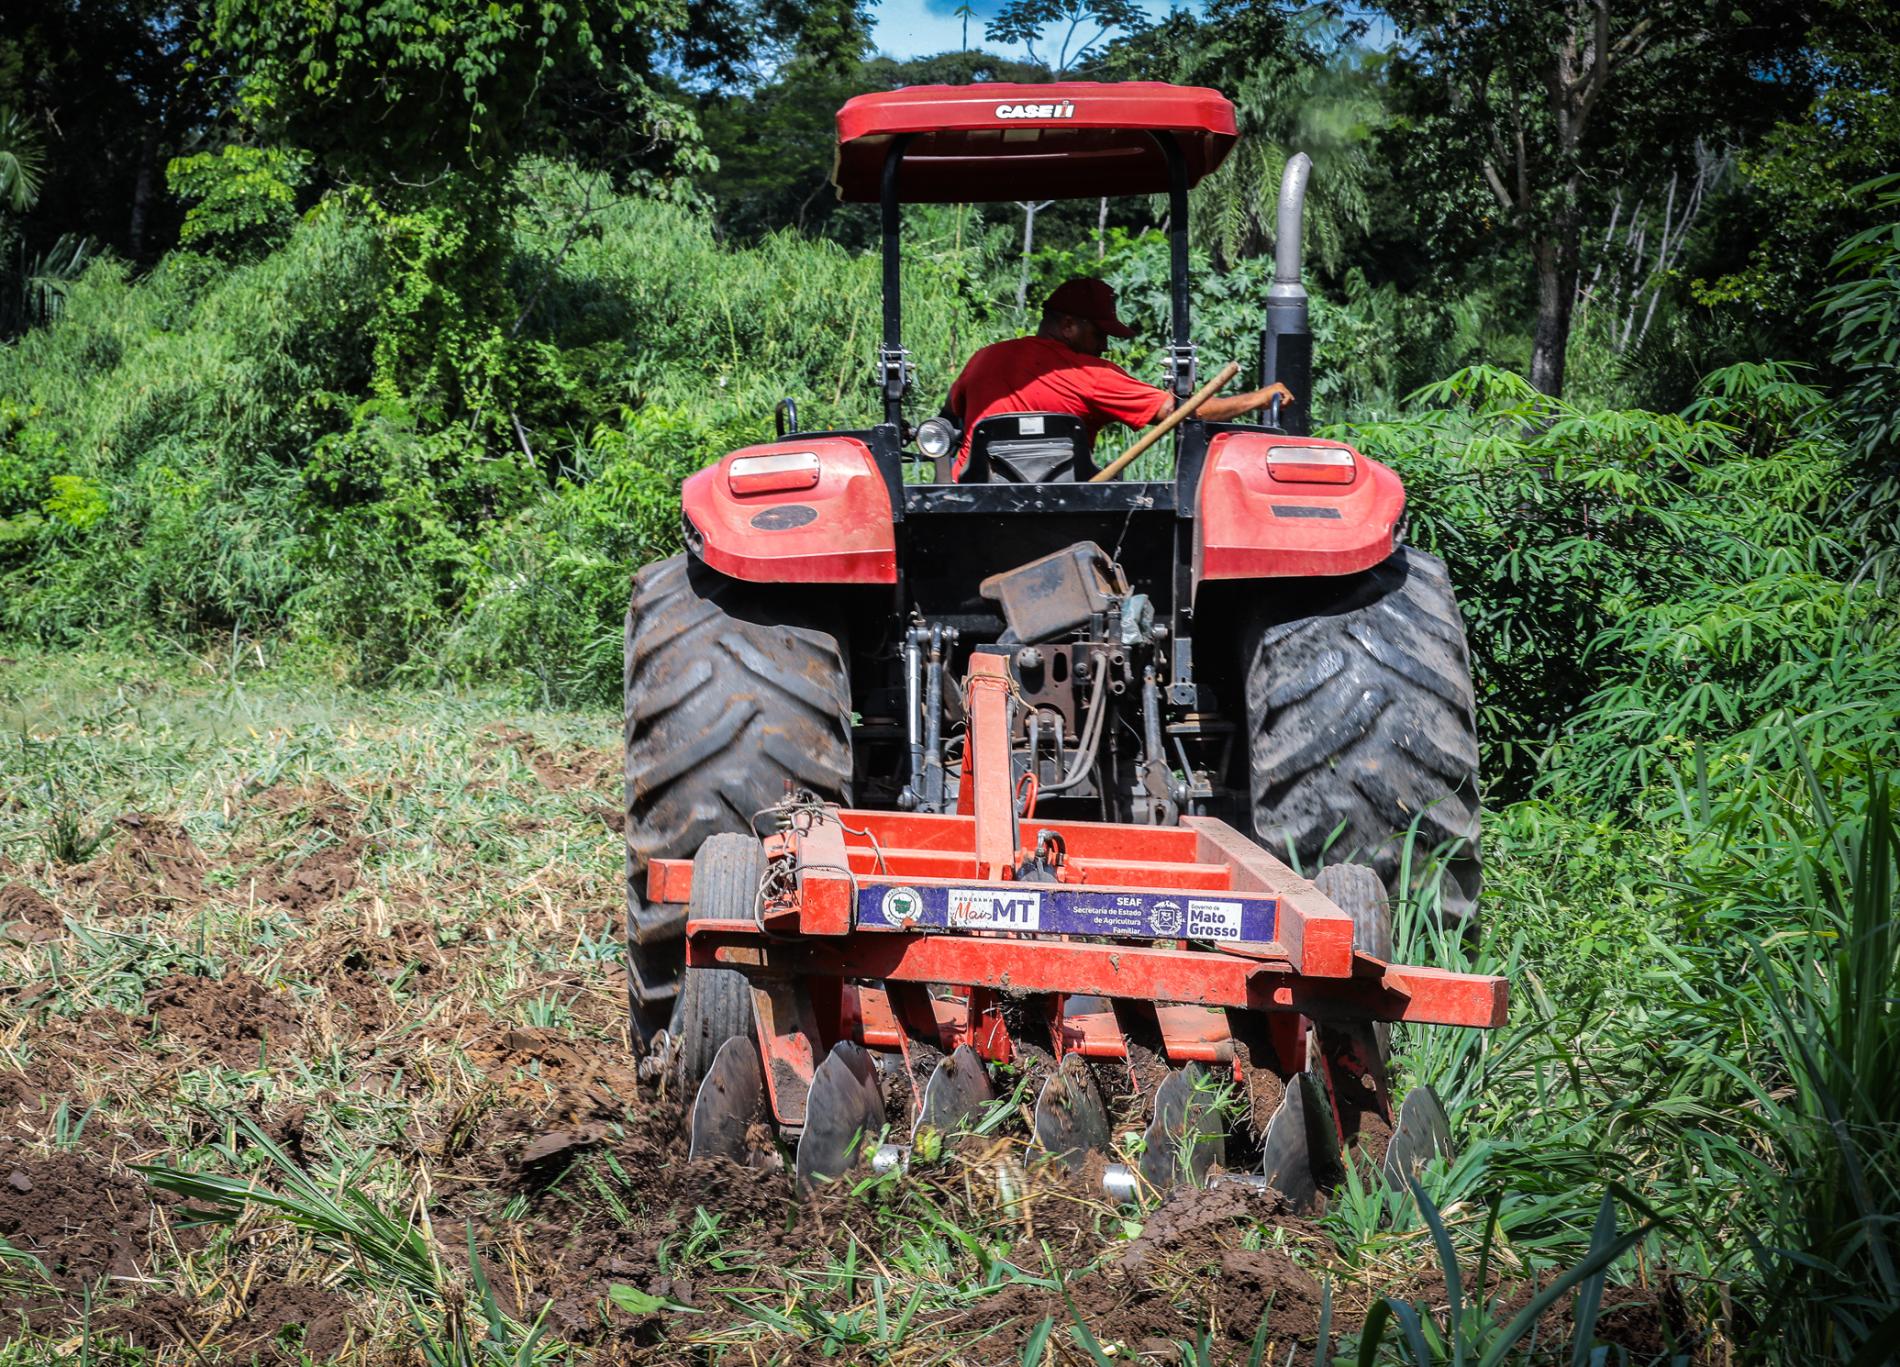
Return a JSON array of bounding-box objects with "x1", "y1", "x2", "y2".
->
[
  {"x1": 0, "y1": 213, "x2": 377, "y2": 642},
  {"x1": 1334, "y1": 362, "x2": 1889, "y2": 802},
  {"x1": 168, "y1": 146, "x2": 312, "y2": 259},
  {"x1": 1818, "y1": 174, "x2": 1900, "y2": 588}
]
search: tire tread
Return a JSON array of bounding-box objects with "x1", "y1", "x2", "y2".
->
[
  {"x1": 1242, "y1": 547, "x2": 1482, "y2": 924},
  {"x1": 622, "y1": 555, "x2": 851, "y2": 1040}
]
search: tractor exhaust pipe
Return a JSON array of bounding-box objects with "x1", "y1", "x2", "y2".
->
[{"x1": 1260, "y1": 152, "x2": 1313, "y2": 435}]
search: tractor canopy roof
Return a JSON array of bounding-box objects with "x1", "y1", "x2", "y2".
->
[{"x1": 831, "y1": 81, "x2": 1237, "y2": 204}]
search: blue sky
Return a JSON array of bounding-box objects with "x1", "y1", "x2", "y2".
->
[{"x1": 869, "y1": 0, "x2": 1187, "y2": 62}]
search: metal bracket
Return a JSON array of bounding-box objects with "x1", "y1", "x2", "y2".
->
[
  {"x1": 1167, "y1": 634, "x2": 1198, "y2": 707},
  {"x1": 1166, "y1": 342, "x2": 1198, "y2": 398},
  {"x1": 879, "y1": 344, "x2": 913, "y2": 406}
]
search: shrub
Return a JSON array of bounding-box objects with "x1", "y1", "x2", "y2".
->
[{"x1": 1333, "y1": 361, "x2": 1888, "y2": 803}]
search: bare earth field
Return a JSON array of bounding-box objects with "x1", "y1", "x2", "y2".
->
[{"x1": 0, "y1": 651, "x2": 1684, "y2": 1365}]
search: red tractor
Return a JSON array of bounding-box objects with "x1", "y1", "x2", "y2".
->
[{"x1": 622, "y1": 83, "x2": 1485, "y2": 1187}]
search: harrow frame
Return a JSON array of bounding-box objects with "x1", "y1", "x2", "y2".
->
[{"x1": 645, "y1": 653, "x2": 1505, "y2": 1192}]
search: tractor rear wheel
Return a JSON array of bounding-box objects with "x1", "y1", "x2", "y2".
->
[
  {"x1": 623, "y1": 554, "x2": 853, "y2": 1048},
  {"x1": 1241, "y1": 547, "x2": 1481, "y2": 925}
]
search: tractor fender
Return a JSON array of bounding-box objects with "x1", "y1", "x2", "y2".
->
[
  {"x1": 1193, "y1": 432, "x2": 1404, "y2": 589},
  {"x1": 681, "y1": 437, "x2": 897, "y2": 585}
]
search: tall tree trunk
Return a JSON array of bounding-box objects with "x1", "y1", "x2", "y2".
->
[
  {"x1": 1529, "y1": 212, "x2": 1580, "y2": 398},
  {"x1": 1015, "y1": 200, "x2": 1051, "y2": 309},
  {"x1": 128, "y1": 122, "x2": 159, "y2": 257}
]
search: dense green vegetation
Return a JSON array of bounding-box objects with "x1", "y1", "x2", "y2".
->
[{"x1": 1, "y1": 1, "x2": 1897, "y2": 1362}]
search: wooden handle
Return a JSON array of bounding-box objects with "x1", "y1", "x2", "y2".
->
[{"x1": 1089, "y1": 360, "x2": 1242, "y2": 484}]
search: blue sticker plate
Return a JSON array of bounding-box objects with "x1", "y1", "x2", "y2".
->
[{"x1": 853, "y1": 880, "x2": 1276, "y2": 945}]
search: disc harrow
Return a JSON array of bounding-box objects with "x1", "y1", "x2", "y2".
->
[{"x1": 645, "y1": 652, "x2": 1506, "y2": 1205}]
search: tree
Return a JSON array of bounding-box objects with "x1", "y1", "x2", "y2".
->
[
  {"x1": 1099, "y1": 5, "x2": 1376, "y2": 274},
  {"x1": 201, "y1": 0, "x2": 688, "y2": 196},
  {"x1": 698, "y1": 48, "x2": 1049, "y2": 243},
  {"x1": 0, "y1": 107, "x2": 45, "y2": 213},
  {"x1": 1819, "y1": 175, "x2": 1900, "y2": 587},
  {"x1": 955, "y1": 4, "x2": 976, "y2": 51},
  {"x1": 1694, "y1": 0, "x2": 1900, "y2": 339},
  {"x1": 0, "y1": 104, "x2": 94, "y2": 333},
  {"x1": 986, "y1": 0, "x2": 1146, "y2": 77},
  {"x1": 1378, "y1": 0, "x2": 1812, "y2": 397},
  {"x1": 671, "y1": 0, "x2": 872, "y2": 92},
  {"x1": 1014, "y1": 198, "x2": 1054, "y2": 307},
  {"x1": 0, "y1": 1, "x2": 214, "y2": 260},
  {"x1": 200, "y1": 0, "x2": 728, "y2": 407}
]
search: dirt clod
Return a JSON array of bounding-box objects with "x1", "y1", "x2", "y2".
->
[
  {"x1": 264, "y1": 835, "x2": 363, "y2": 910},
  {"x1": 1123, "y1": 1178, "x2": 1297, "y2": 1269},
  {"x1": 235, "y1": 1281, "x2": 356, "y2": 1362},
  {"x1": 467, "y1": 1025, "x2": 645, "y2": 1125},
  {"x1": 486, "y1": 725, "x2": 617, "y2": 794},
  {"x1": 144, "y1": 969, "x2": 303, "y2": 1065},
  {"x1": 0, "y1": 1137, "x2": 167, "y2": 1324},
  {"x1": 0, "y1": 881, "x2": 62, "y2": 942},
  {"x1": 519, "y1": 1122, "x2": 611, "y2": 1172},
  {"x1": 67, "y1": 813, "x2": 207, "y2": 915}
]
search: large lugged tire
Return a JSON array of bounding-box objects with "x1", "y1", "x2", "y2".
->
[
  {"x1": 1241, "y1": 547, "x2": 1481, "y2": 925},
  {"x1": 623, "y1": 554, "x2": 852, "y2": 1046}
]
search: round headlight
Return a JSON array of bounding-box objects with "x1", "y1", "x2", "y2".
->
[{"x1": 916, "y1": 416, "x2": 957, "y2": 459}]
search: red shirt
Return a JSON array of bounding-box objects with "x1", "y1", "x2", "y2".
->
[{"x1": 947, "y1": 335, "x2": 1171, "y2": 479}]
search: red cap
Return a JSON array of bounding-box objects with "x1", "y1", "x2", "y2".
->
[{"x1": 1043, "y1": 277, "x2": 1135, "y2": 338}]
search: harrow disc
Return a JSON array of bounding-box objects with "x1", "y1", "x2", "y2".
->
[
  {"x1": 1309, "y1": 862, "x2": 1466, "y2": 1197},
  {"x1": 1257, "y1": 1071, "x2": 1340, "y2": 1212},
  {"x1": 796, "y1": 1041, "x2": 886, "y2": 1188},
  {"x1": 1381, "y1": 1084, "x2": 1453, "y2": 1188},
  {"x1": 688, "y1": 1035, "x2": 777, "y2": 1167},
  {"x1": 1137, "y1": 1061, "x2": 1226, "y2": 1191},
  {"x1": 1031, "y1": 1053, "x2": 1111, "y2": 1169},
  {"x1": 916, "y1": 1044, "x2": 993, "y2": 1144}
]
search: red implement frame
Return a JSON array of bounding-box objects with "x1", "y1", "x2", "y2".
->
[{"x1": 651, "y1": 654, "x2": 1506, "y2": 1131}]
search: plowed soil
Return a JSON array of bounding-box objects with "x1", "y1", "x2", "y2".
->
[
  {"x1": 64, "y1": 812, "x2": 208, "y2": 915},
  {"x1": 143, "y1": 969, "x2": 304, "y2": 1065},
  {"x1": 0, "y1": 880, "x2": 61, "y2": 942},
  {"x1": 0, "y1": 664, "x2": 1707, "y2": 1365},
  {"x1": 0, "y1": 1130, "x2": 210, "y2": 1332},
  {"x1": 245, "y1": 778, "x2": 366, "y2": 910},
  {"x1": 485, "y1": 724, "x2": 618, "y2": 793}
]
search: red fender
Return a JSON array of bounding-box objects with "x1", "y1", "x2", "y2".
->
[
  {"x1": 1193, "y1": 432, "x2": 1404, "y2": 589},
  {"x1": 682, "y1": 437, "x2": 897, "y2": 585}
]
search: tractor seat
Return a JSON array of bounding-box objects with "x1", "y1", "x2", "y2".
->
[{"x1": 961, "y1": 413, "x2": 1095, "y2": 483}]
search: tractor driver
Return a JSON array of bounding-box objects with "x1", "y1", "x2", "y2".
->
[{"x1": 943, "y1": 276, "x2": 1294, "y2": 481}]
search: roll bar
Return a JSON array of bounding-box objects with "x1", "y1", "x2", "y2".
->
[{"x1": 880, "y1": 135, "x2": 916, "y2": 429}]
